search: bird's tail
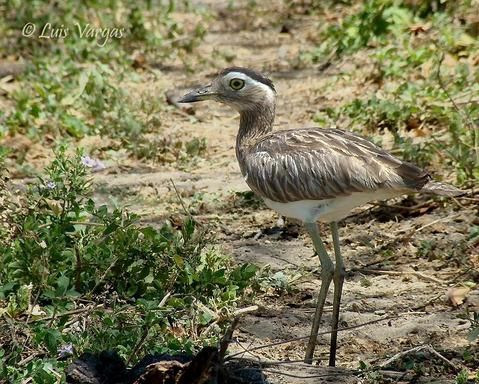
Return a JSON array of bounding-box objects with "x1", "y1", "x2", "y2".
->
[{"x1": 421, "y1": 181, "x2": 464, "y2": 197}]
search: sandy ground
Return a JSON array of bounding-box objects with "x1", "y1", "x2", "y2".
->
[
  {"x1": 7, "y1": 1, "x2": 478, "y2": 382},
  {"x1": 89, "y1": 3, "x2": 479, "y2": 383},
  {"x1": 87, "y1": 2, "x2": 479, "y2": 382}
]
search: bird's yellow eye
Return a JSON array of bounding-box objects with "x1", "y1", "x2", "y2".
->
[{"x1": 229, "y1": 78, "x2": 245, "y2": 90}]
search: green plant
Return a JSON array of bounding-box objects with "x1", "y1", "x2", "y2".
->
[
  {"x1": 305, "y1": 0, "x2": 414, "y2": 59},
  {"x1": 232, "y1": 190, "x2": 264, "y2": 210},
  {"x1": 310, "y1": 0, "x2": 479, "y2": 184},
  {"x1": 358, "y1": 360, "x2": 384, "y2": 383},
  {"x1": 466, "y1": 309, "x2": 479, "y2": 342},
  {"x1": 0, "y1": 1, "x2": 209, "y2": 169},
  {"x1": 0, "y1": 0, "x2": 207, "y2": 61},
  {"x1": 417, "y1": 240, "x2": 434, "y2": 259},
  {"x1": 253, "y1": 266, "x2": 301, "y2": 294},
  {"x1": 129, "y1": 135, "x2": 208, "y2": 165},
  {"x1": 0, "y1": 148, "x2": 259, "y2": 382},
  {"x1": 456, "y1": 369, "x2": 469, "y2": 384}
]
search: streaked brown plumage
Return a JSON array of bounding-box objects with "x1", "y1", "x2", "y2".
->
[
  {"x1": 179, "y1": 67, "x2": 462, "y2": 367},
  {"x1": 240, "y1": 127, "x2": 430, "y2": 202}
]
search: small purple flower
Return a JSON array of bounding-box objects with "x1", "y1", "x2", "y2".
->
[
  {"x1": 81, "y1": 155, "x2": 96, "y2": 168},
  {"x1": 81, "y1": 155, "x2": 106, "y2": 172},
  {"x1": 45, "y1": 181, "x2": 56, "y2": 189}
]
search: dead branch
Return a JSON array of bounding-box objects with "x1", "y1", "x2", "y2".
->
[
  {"x1": 407, "y1": 213, "x2": 462, "y2": 236},
  {"x1": 261, "y1": 367, "x2": 356, "y2": 380},
  {"x1": 357, "y1": 269, "x2": 445, "y2": 284},
  {"x1": 411, "y1": 293, "x2": 444, "y2": 311},
  {"x1": 27, "y1": 304, "x2": 103, "y2": 323},
  {"x1": 170, "y1": 178, "x2": 193, "y2": 219},
  {"x1": 219, "y1": 317, "x2": 240, "y2": 363},
  {"x1": 380, "y1": 344, "x2": 460, "y2": 372}
]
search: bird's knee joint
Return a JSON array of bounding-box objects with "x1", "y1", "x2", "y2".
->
[{"x1": 321, "y1": 262, "x2": 335, "y2": 277}]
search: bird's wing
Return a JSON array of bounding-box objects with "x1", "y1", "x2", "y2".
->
[{"x1": 241, "y1": 128, "x2": 431, "y2": 203}]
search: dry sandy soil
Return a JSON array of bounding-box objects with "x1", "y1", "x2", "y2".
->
[
  {"x1": 10, "y1": 1, "x2": 478, "y2": 382},
  {"x1": 88, "y1": 2, "x2": 479, "y2": 383}
]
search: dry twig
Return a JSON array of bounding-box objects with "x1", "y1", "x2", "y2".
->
[
  {"x1": 358, "y1": 268, "x2": 445, "y2": 284},
  {"x1": 380, "y1": 344, "x2": 460, "y2": 372},
  {"x1": 219, "y1": 317, "x2": 240, "y2": 363},
  {"x1": 27, "y1": 305, "x2": 103, "y2": 324}
]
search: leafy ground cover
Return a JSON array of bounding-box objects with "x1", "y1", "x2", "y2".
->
[
  {"x1": 0, "y1": 0, "x2": 208, "y2": 176},
  {"x1": 0, "y1": 148, "x2": 259, "y2": 381},
  {"x1": 305, "y1": 0, "x2": 479, "y2": 185}
]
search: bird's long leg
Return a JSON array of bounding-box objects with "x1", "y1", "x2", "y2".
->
[
  {"x1": 328, "y1": 221, "x2": 346, "y2": 367},
  {"x1": 304, "y1": 222, "x2": 334, "y2": 364}
]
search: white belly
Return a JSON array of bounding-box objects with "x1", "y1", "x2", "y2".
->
[{"x1": 263, "y1": 190, "x2": 401, "y2": 223}]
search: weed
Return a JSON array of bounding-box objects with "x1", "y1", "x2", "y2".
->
[
  {"x1": 232, "y1": 190, "x2": 264, "y2": 210},
  {"x1": 0, "y1": 148, "x2": 258, "y2": 382},
  {"x1": 417, "y1": 240, "x2": 434, "y2": 259},
  {"x1": 465, "y1": 309, "x2": 479, "y2": 342},
  {"x1": 309, "y1": 0, "x2": 479, "y2": 184},
  {"x1": 0, "y1": 1, "x2": 208, "y2": 169},
  {"x1": 304, "y1": 0, "x2": 413, "y2": 59},
  {"x1": 254, "y1": 266, "x2": 300, "y2": 294},
  {"x1": 456, "y1": 369, "x2": 469, "y2": 384},
  {"x1": 360, "y1": 277, "x2": 373, "y2": 287},
  {"x1": 358, "y1": 360, "x2": 384, "y2": 383},
  {"x1": 1, "y1": 1, "x2": 207, "y2": 62},
  {"x1": 130, "y1": 135, "x2": 208, "y2": 165}
]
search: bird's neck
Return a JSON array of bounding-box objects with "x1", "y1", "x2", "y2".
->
[{"x1": 236, "y1": 103, "x2": 275, "y2": 151}]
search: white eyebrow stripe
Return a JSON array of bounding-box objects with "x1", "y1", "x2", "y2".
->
[
  {"x1": 224, "y1": 72, "x2": 276, "y2": 102},
  {"x1": 223, "y1": 71, "x2": 250, "y2": 81}
]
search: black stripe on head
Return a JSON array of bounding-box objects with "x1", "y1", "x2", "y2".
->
[{"x1": 220, "y1": 67, "x2": 276, "y2": 92}]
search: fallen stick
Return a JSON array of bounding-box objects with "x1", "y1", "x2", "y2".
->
[
  {"x1": 27, "y1": 305, "x2": 103, "y2": 323},
  {"x1": 358, "y1": 269, "x2": 445, "y2": 284},
  {"x1": 411, "y1": 293, "x2": 444, "y2": 311},
  {"x1": 261, "y1": 368, "x2": 354, "y2": 380},
  {"x1": 410, "y1": 213, "x2": 462, "y2": 235},
  {"x1": 380, "y1": 344, "x2": 460, "y2": 372},
  {"x1": 219, "y1": 317, "x2": 240, "y2": 363}
]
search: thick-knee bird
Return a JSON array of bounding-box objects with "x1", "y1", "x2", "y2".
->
[{"x1": 178, "y1": 67, "x2": 462, "y2": 366}]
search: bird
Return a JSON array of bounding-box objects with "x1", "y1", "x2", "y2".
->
[{"x1": 178, "y1": 67, "x2": 463, "y2": 366}]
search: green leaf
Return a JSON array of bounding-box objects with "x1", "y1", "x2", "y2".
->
[
  {"x1": 61, "y1": 69, "x2": 90, "y2": 106},
  {"x1": 467, "y1": 327, "x2": 479, "y2": 342},
  {"x1": 126, "y1": 285, "x2": 138, "y2": 297},
  {"x1": 173, "y1": 255, "x2": 184, "y2": 268},
  {"x1": 61, "y1": 114, "x2": 88, "y2": 138},
  {"x1": 56, "y1": 275, "x2": 70, "y2": 296},
  {"x1": 103, "y1": 222, "x2": 119, "y2": 236},
  {"x1": 182, "y1": 218, "x2": 195, "y2": 239},
  {"x1": 144, "y1": 273, "x2": 154, "y2": 284},
  {"x1": 0, "y1": 282, "x2": 16, "y2": 299},
  {"x1": 142, "y1": 226, "x2": 158, "y2": 240},
  {"x1": 198, "y1": 310, "x2": 213, "y2": 325},
  {"x1": 43, "y1": 329, "x2": 61, "y2": 353},
  {"x1": 241, "y1": 263, "x2": 258, "y2": 279}
]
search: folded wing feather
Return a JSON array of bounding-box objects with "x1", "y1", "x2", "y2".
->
[{"x1": 240, "y1": 128, "x2": 431, "y2": 203}]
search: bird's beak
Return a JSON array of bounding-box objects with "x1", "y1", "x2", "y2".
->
[{"x1": 178, "y1": 84, "x2": 215, "y2": 103}]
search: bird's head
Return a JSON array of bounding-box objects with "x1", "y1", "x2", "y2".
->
[{"x1": 178, "y1": 67, "x2": 276, "y2": 112}]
